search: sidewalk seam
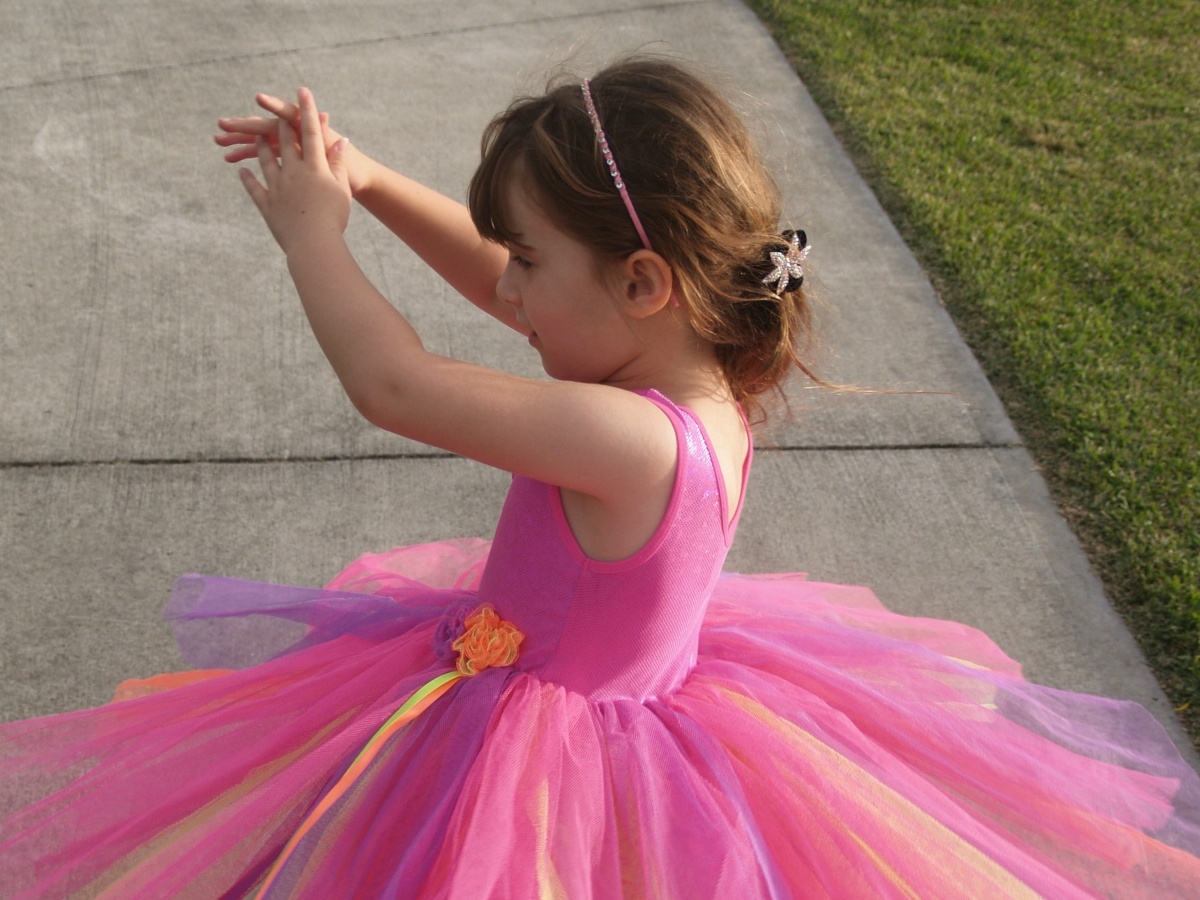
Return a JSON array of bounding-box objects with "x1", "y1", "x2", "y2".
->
[
  {"x1": 0, "y1": 443, "x2": 1024, "y2": 470},
  {"x1": 0, "y1": 0, "x2": 714, "y2": 95}
]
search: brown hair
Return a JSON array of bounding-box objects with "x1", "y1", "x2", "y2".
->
[{"x1": 468, "y1": 56, "x2": 820, "y2": 423}]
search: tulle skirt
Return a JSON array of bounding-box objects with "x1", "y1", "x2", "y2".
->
[{"x1": 2, "y1": 538, "x2": 1199, "y2": 898}]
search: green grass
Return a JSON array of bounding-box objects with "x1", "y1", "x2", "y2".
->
[{"x1": 745, "y1": 0, "x2": 1200, "y2": 743}]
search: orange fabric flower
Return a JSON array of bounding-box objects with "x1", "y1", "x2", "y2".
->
[{"x1": 451, "y1": 604, "x2": 524, "y2": 676}]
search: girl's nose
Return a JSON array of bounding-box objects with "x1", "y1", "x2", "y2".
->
[{"x1": 496, "y1": 266, "x2": 520, "y2": 306}]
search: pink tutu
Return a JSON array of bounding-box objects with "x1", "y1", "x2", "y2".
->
[{"x1": 3, "y1": 392, "x2": 1199, "y2": 897}]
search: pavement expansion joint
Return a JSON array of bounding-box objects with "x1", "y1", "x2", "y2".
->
[
  {"x1": 0, "y1": 0, "x2": 716, "y2": 96},
  {"x1": 758, "y1": 442, "x2": 1024, "y2": 453},
  {"x1": 0, "y1": 452, "x2": 454, "y2": 470},
  {"x1": 0, "y1": 442, "x2": 1024, "y2": 471}
]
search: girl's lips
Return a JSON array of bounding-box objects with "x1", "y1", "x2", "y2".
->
[{"x1": 528, "y1": 332, "x2": 539, "y2": 347}]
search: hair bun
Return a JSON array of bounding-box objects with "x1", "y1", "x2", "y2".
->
[{"x1": 761, "y1": 229, "x2": 809, "y2": 295}]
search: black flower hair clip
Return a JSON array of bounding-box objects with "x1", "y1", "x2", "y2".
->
[{"x1": 761, "y1": 229, "x2": 810, "y2": 295}]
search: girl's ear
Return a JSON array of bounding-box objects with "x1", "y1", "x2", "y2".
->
[{"x1": 619, "y1": 249, "x2": 675, "y2": 319}]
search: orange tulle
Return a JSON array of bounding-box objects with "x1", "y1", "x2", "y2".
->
[{"x1": 110, "y1": 669, "x2": 235, "y2": 703}]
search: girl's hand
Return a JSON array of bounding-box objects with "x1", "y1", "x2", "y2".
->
[
  {"x1": 238, "y1": 88, "x2": 352, "y2": 256},
  {"x1": 216, "y1": 93, "x2": 372, "y2": 197}
]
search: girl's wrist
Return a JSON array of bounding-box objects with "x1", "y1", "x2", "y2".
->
[
  {"x1": 348, "y1": 150, "x2": 381, "y2": 200},
  {"x1": 285, "y1": 229, "x2": 349, "y2": 269}
]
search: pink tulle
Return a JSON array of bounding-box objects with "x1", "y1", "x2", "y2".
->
[{"x1": 4, "y1": 554, "x2": 1200, "y2": 897}]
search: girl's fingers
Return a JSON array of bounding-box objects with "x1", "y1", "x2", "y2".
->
[
  {"x1": 223, "y1": 146, "x2": 259, "y2": 164},
  {"x1": 217, "y1": 116, "x2": 328, "y2": 138},
  {"x1": 238, "y1": 167, "x2": 267, "y2": 211},
  {"x1": 276, "y1": 116, "x2": 300, "y2": 163},
  {"x1": 249, "y1": 96, "x2": 328, "y2": 127},
  {"x1": 217, "y1": 115, "x2": 276, "y2": 136},
  {"x1": 256, "y1": 93, "x2": 297, "y2": 120},
  {"x1": 255, "y1": 136, "x2": 280, "y2": 186},
  {"x1": 214, "y1": 131, "x2": 267, "y2": 149},
  {"x1": 220, "y1": 91, "x2": 336, "y2": 172},
  {"x1": 296, "y1": 88, "x2": 326, "y2": 170},
  {"x1": 217, "y1": 128, "x2": 279, "y2": 163},
  {"x1": 217, "y1": 100, "x2": 331, "y2": 156}
]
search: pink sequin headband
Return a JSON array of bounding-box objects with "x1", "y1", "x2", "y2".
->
[{"x1": 581, "y1": 78, "x2": 653, "y2": 251}]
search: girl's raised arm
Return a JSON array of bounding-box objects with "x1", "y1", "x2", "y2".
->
[
  {"x1": 237, "y1": 88, "x2": 676, "y2": 510},
  {"x1": 217, "y1": 94, "x2": 519, "y2": 331}
]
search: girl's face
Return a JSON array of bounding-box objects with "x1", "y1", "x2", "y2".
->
[{"x1": 496, "y1": 185, "x2": 640, "y2": 384}]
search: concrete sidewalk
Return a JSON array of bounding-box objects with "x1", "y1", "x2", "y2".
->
[{"x1": 2, "y1": 0, "x2": 1192, "y2": 762}]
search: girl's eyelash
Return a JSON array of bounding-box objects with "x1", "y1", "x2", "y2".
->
[{"x1": 509, "y1": 254, "x2": 533, "y2": 270}]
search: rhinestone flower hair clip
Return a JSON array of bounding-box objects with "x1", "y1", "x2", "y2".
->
[
  {"x1": 762, "y1": 229, "x2": 810, "y2": 295},
  {"x1": 581, "y1": 78, "x2": 654, "y2": 252}
]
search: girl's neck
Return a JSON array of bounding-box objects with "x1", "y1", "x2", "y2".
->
[
  {"x1": 604, "y1": 340, "x2": 731, "y2": 411},
  {"x1": 599, "y1": 304, "x2": 734, "y2": 412}
]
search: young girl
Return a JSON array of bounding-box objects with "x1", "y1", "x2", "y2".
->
[{"x1": 3, "y1": 57, "x2": 1200, "y2": 898}]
